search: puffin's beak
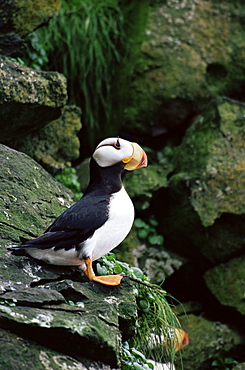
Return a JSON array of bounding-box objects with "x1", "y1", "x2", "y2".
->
[{"x1": 123, "y1": 142, "x2": 148, "y2": 171}]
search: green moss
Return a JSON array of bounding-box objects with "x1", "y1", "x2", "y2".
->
[
  {"x1": 12, "y1": 0, "x2": 61, "y2": 37},
  {"x1": 171, "y1": 98, "x2": 245, "y2": 227},
  {"x1": 110, "y1": 0, "x2": 151, "y2": 133},
  {"x1": 205, "y1": 256, "x2": 245, "y2": 315},
  {"x1": 123, "y1": 162, "x2": 168, "y2": 211},
  {"x1": 9, "y1": 105, "x2": 82, "y2": 174},
  {"x1": 114, "y1": 0, "x2": 245, "y2": 135},
  {"x1": 0, "y1": 328, "x2": 71, "y2": 370},
  {"x1": 0, "y1": 144, "x2": 74, "y2": 242},
  {"x1": 178, "y1": 314, "x2": 242, "y2": 370}
]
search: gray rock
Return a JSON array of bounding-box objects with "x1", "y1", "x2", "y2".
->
[
  {"x1": 0, "y1": 143, "x2": 74, "y2": 243},
  {"x1": 0, "y1": 144, "x2": 137, "y2": 368},
  {"x1": 0, "y1": 57, "x2": 67, "y2": 144},
  {"x1": 116, "y1": 1, "x2": 245, "y2": 137},
  {"x1": 9, "y1": 105, "x2": 82, "y2": 174},
  {"x1": 177, "y1": 314, "x2": 243, "y2": 370},
  {"x1": 0, "y1": 328, "x2": 115, "y2": 370},
  {"x1": 0, "y1": 0, "x2": 61, "y2": 38},
  {"x1": 204, "y1": 256, "x2": 245, "y2": 316},
  {"x1": 160, "y1": 98, "x2": 245, "y2": 263}
]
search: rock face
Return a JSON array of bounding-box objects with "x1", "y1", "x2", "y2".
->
[
  {"x1": 0, "y1": 1, "x2": 81, "y2": 171},
  {"x1": 160, "y1": 98, "x2": 245, "y2": 263},
  {"x1": 204, "y1": 256, "x2": 245, "y2": 316},
  {"x1": 142, "y1": 97, "x2": 245, "y2": 368},
  {"x1": 116, "y1": 0, "x2": 245, "y2": 137},
  {"x1": 0, "y1": 0, "x2": 61, "y2": 38},
  {"x1": 0, "y1": 57, "x2": 67, "y2": 143},
  {"x1": 0, "y1": 144, "x2": 74, "y2": 244},
  {"x1": 178, "y1": 315, "x2": 242, "y2": 370},
  {"x1": 0, "y1": 0, "x2": 61, "y2": 57},
  {"x1": 0, "y1": 328, "x2": 113, "y2": 370},
  {"x1": 9, "y1": 105, "x2": 82, "y2": 174},
  {"x1": 0, "y1": 145, "x2": 137, "y2": 369}
]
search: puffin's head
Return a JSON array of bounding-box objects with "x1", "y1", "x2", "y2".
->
[{"x1": 93, "y1": 137, "x2": 148, "y2": 170}]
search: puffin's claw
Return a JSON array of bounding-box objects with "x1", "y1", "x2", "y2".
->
[{"x1": 84, "y1": 257, "x2": 123, "y2": 286}]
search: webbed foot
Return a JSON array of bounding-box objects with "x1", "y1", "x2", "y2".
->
[{"x1": 84, "y1": 257, "x2": 123, "y2": 286}]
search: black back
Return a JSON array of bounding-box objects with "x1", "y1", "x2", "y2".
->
[{"x1": 12, "y1": 159, "x2": 124, "y2": 252}]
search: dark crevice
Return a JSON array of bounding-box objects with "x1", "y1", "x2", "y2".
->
[{"x1": 0, "y1": 317, "x2": 118, "y2": 367}]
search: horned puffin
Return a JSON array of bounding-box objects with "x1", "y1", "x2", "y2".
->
[{"x1": 10, "y1": 137, "x2": 148, "y2": 286}]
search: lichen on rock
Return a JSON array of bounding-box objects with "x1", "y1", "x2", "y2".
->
[
  {"x1": 0, "y1": 144, "x2": 137, "y2": 369},
  {"x1": 173, "y1": 98, "x2": 245, "y2": 227},
  {"x1": 0, "y1": 143, "x2": 74, "y2": 243},
  {"x1": 204, "y1": 256, "x2": 245, "y2": 316},
  {"x1": 0, "y1": 0, "x2": 61, "y2": 38},
  {"x1": 0, "y1": 57, "x2": 67, "y2": 143},
  {"x1": 162, "y1": 98, "x2": 245, "y2": 263},
  {"x1": 117, "y1": 0, "x2": 245, "y2": 136},
  {"x1": 8, "y1": 105, "x2": 82, "y2": 174},
  {"x1": 178, "y1": 314, "x2": 243, "y2": 370}
]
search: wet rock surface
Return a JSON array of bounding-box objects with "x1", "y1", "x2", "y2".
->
[
  {"x1": 0, "y1": 145, "x2": 137, "y2": 369},
  {"x1": 177, "y1": 314, "x2": 243, "y2": 370},
  {"x1": 0, "y1": 57, "x2": 67, "y2": 144},
  {"x1": 9, "y1": 105, "x2": 82, "y2": 174},
  {"x1": 117, "y1": 1, "x2": 245, "y2": 137},
  {"x1": 160, "y1": 98, "x2": 245, "y2": 263}
]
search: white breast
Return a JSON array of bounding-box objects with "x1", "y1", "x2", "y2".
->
[{"x1": 80, "y1": 186, "x2": 134, "y2": 265}]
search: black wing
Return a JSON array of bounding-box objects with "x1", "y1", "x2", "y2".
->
[
  {"x1": 11, "y1": 194, "x2": 110, "y2": 252},
  {"x1": 46, "y1": 193, "x2": 110, "y2": 232}
]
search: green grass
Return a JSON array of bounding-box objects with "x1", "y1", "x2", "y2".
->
[
  {"x1": 26, "y1": 0, "x2": 127, "y2": 145},
  {"x1": 97, "y1": 253, "x2": 183, "y2": 367}
]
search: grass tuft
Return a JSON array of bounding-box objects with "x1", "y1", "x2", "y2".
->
[
  {"x1": 97, "y1": 253, "x2": 184, "y2": 368},
  {"x1": 26, "y1": 0, "x2": 127, "y2": 145}
]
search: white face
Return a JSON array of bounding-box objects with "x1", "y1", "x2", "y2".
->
[{"x1": 93, "y1": 137, "x2": 134, "y2": 168}]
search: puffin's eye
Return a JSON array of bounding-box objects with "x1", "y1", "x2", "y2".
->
[{"x1": 114, "y1": 138, "x2": 121, "y2": 150}]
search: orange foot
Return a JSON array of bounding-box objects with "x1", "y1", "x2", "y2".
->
[
  {"x1": 92, "y1": 274, "x2": 123, "y2": 286},
  {"x1": 84, "y1": 257, "x2": 123, "y2": 286}
]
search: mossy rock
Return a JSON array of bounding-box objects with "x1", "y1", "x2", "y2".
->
[
  {"x1": 178, "y1": 314, "x2": 243, "y2": 370},
  {"x1": 0, "y1": 144, "x2": 138, "y2": 368},
  {"x1": 123, "y1": 162, "x2": 168, "y2": 211},
  {"x1": 0, "y1": 58, "x2": 67, "y2": 144},
  {"x1": 115, "y1": 0, "x2": 245, "y2": 136},
  {"x1": 0, "y1": 0, "x2": 61, "y2": 37},
  {"x1": 173, "y1": 98, "x2": 245, "y2": 226},
  {"x1": 204, "y1": 256, "x2": 245, "y2": 316},
  {"x1": 161, "y1": 98, "x2": 245, "y2": 262},
  {"x1": 0, "y1": 143, "x2": 74, "y2": 243},
  {"x1": 0, "y1": 328, "x2": 109, "y2": 370},
  {"x1": 9, "y1": 105, "x2": 82, "y2": 174}
]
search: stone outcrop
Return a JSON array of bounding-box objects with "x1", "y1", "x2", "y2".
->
[
  {"x1": 0, "y1": 0, "x2": 61, "y2": 37},
  {"x1": 204, "y1": 256, "x2": 245, "y2": 316},
  {"x1": 0, "y1": 144, "x2": 137, "y2": 369},
  {"x1": 0, "y1": 0, "x2": 81, "y2": 172},
  {"x1": 159, "y1": 98, "x2": 245, "y2": 263},
  {"x1": 178, "y1": 314, "x2": 243, "y2": 370},
  {"x1": 9, "y1": 105, "x2": 82, "y2": 174},
  {"x1": 0, "y1": 0, "x2": 61, "y2": 57},
  {"x1": 115, "y1": 0, "x2": 245, "y2": 137},
  {"x1": 0, "y1": 57, "x2": 67, "y2": 144},
  {"x1": 0, "y1": 144, "x2": 74, "y2": 244}
]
